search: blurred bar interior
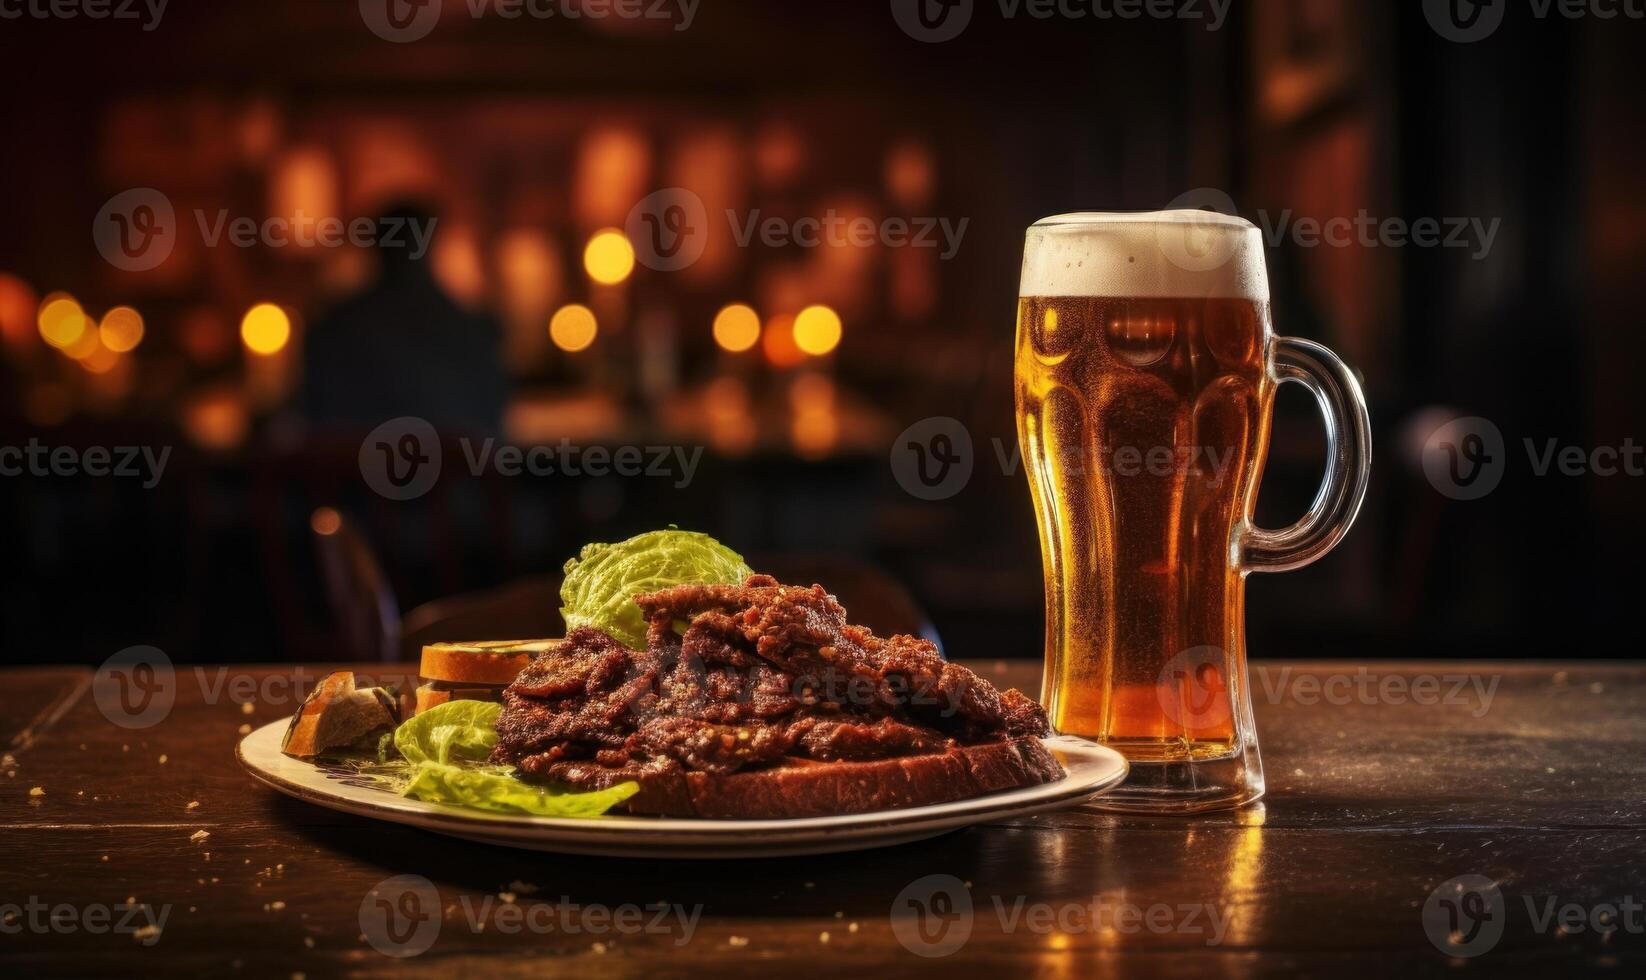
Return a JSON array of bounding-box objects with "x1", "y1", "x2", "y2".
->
[{"x1": 1, "y1": 1, "x2": 1642, "y2": 663}]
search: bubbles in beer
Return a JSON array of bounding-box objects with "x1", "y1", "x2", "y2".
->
[
  {"x1": 1205, "y1": 301, "x2": 1263, "y2": 369},
  {"x1": 1024, "y1": 297, "x2": 1075, "y2": 366},
  {"x1": 1106, "y1": 310, "x2": 1175, "y2": 367}
]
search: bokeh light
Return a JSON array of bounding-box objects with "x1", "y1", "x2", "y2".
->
[
  {"x1": 712, "y1": 303, "x2": 761, "y2": 353},
  {"x1": 0, "y1": 273, "x2": 37, "y2": 348},
  {"x1": 791, "y1": 410, "x2": 839, "y2": 459},
  {"x1": 271, "y1": 146, "x2": 339, "y2": 234},
  {"x1": 762, "y1": 313, "x2": 803, "y2": 368},
  {"x1": 98, "y1": 306, "x2": 145, "y2": 353},
  {"x1": 310, "y1": 507, "x2": 343, "y2": 536},
  {"x1": 62, "y1": 324, "x2": 102, "y2": 361},
  {"x1": 705, "y1": 375, "x2": 757, "y2": 456},
  {"x1": 549, "y1": 304, "x2": 599, "y2": 353},
  {"x1": 583, "y1": 229, "x2": 636, "y2": 286},
  {"x1": 755, "y1": 123, "x2": 805, "y2": 187},
  {"x1": 80, "y1": 344, "x2": 121, "y2": 374},
  {"x1": 37, "y1": 294, "x2": 89, "y2": 350},
  {"x1": 788, "y1": 371, "x2": 837, "y2": 412},
  {"x1": 885, "y1": 139, "x2": 936, "y2": 208},
  {"x1": 184, "y1": 388, "x2": 250, "y2": 450},
  {"x1": 433, "y1": 224, "x2": 487, "y2": 307},
  {"x1": 790, "y1": 372, "x2": 840, "y2": 459},
  {"x1": 498, "y1": 230, "x2": 558, "y2": 304},
  {"x1": 240, "y1": 303, "x2": 292, "y2": 355},
  {"x1": 792, "y1": 304, "x2": 842, "y2": 356},
  {"x1": 575, "y1": 128, "x2": 650, "y2": 228}
]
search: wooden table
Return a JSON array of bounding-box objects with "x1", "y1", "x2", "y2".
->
[{"x1": 2, "y1": 661, "x2": 1643, "y2": 977}]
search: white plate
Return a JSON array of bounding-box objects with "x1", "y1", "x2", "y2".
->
[{"x1": 237, "y1": 722, "x2": 1127, "y2": 858}]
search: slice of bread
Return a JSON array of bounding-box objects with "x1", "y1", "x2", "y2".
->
[
  {"x1": 412, "y1": 681, "x2": 518, "y2": 715},
  {"x1": 415, "y1": 640, "x2": 560, "y2": 714},
  {"x1": 519, "y1": 738, "x2": 1063, "y2": 819},
  {"x1": 419, "y1": 640, "x2": 559, "y2": 685}
]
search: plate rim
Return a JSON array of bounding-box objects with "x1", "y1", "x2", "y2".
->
[{"x1": 236, "y1": 721, "x2": 1127, "y2": 839}]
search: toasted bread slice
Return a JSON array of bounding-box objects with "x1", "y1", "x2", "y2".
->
[
  {"x1": 518, "y1": 738, "x2": 1063, "y2": 818},
  {"x1": 419, "y1": 640, "x2": 558, "y2": 686},
  {"x1": 412, "y1": 681, "x2": 523, "y2": 715},
  {"x1": 414, "y1": 639, "x2": 560, "y2": 715}
]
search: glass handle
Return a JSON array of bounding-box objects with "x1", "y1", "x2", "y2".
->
[{"x1": 1242, "y1": 336, "x2": 1373, "y2": 573}]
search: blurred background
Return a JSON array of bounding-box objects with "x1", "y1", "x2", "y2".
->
[{"x1": 1, "y1": 0, "x2": 1642, "y2": 666}]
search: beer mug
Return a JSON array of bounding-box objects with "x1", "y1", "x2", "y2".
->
[{"x1": 1016, "y1": 211, "x2": 1371, "y2": 812}]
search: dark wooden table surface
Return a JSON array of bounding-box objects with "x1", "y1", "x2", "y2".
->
[{"x1": 2, "y1": 660, "x2": 1643, "y2": 977}]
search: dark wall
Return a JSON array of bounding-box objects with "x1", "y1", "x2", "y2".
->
[{"x1": 1, "y1": 2, "x2": 1641, "y2": 664}]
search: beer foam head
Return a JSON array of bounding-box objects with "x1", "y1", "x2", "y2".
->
[{"x1": 1020, "y1": 210, "x2": 1269, "y2": 300}]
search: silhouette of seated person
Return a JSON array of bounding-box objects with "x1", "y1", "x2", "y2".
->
[{"x1": 304, "y1": 204, "x2": 505, "y2": 435}]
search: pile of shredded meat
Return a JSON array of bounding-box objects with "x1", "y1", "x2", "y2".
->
[{"x1": 493, "y1": 575, "x2": 1049, "y2": 783}]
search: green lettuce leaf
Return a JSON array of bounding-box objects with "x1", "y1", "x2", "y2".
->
[
  {"x1": 401, "y1": 762, "x2": 638, "y2": 817},
  {"x1": 389, "y1": 700, "x2": 636, "y2": 818},
  {"x1": 560, "y1": 528, "x2": 753, "y2": 649},
  {"x1": 393, "y1": 699, "x2": 500, "y2": 765}
]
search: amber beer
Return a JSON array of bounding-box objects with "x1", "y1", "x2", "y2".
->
[
  {"x1": 1017, "y1": 293, "x2": 1271, "y2": 753},
  {"x1": 1016, "y1": 212, "x2": 1371, "y2": 811}
]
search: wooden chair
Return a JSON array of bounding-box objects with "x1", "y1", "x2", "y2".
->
[
  {"x1": 309, "y1": 507, "x2": 402, "y2": 661},
  {"x1": 399, "y1": 575, "x2": 565, "y2": 660},
  {"x1": 252, "y1": 438, "x2": 527, "y2": 662}
]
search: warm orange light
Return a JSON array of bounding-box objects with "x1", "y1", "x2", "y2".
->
[
  {"x1": 271, "y1": 147, "x2": 339, "y2": 234},
  {"x1": 789, "y1": 372, "x2": 837, "y2": 412},
  {"x1": 712, "y1": 303, "x2": 761, "y2": 353},
  {"x1": 80, "y1": 344, "x2": 121, "y2": 374},
  {"x1": 310, "y1": 507, "x2": 342, "y2": 536},
  {"x1": 549, "y1": 304, "x2": 598, "y2": 353},
  {"x1": 241, "y1": 303, "x2": 291, "y2": 355},
  {"x1": 792, "y1": 410, "x2": 839, "y2": 459},
  {"x1": 793, "y1": 305, "x2": 843, "y2": 356},
  {"x1": 38, "y1": 294, "x2": 89, "y2": 350},
  {"x1": 184, "y1": 389, "x2": 250, "y2": 450},
  {"x1": 62, "y1": 325, "x2": 102, "y2": 361},
  {"x1": 0, "y1": 273, "x2": 37, "y2": 347},
  {"x1": 575, "y1": 128, "x2": 650, "y2": 229},
  {"x1": 704, "y1": 376, "x2": 757, "y2": 456},
  {"x1": 497, "y1": 229, "x2": 561, "y2": 318},
  {"x1": 885, "y1": 140, "x2": 936, "y2": 208},
  {"x1": 583, "y1": 229, "x2": 636, "y2": 286},
  {"x1": 433, "y1": 225, "x2": 487, "y2": 307},
  {"x1": 761, "y1": 313, "x2": 803, "y2": 368},
  {"x1": 755, "y1": 124, "x2": 805, "y2": 186},
  {"x1": 98, "y1": 306, "x2": 145, "y2": 353}
]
